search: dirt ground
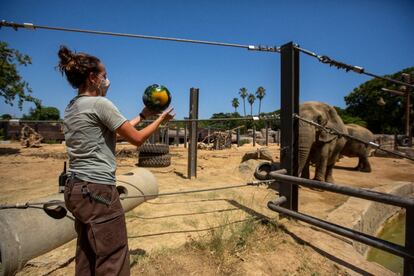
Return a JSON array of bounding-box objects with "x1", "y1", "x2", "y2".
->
[{"x1": 1, "y1": 142, "x2": 413, "y2": 275}]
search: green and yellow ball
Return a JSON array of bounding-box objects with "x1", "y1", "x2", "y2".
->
[{"x1": 142, "y1": 84, "x2": 172, "y2": 112}]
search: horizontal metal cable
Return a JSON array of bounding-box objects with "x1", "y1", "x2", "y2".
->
[
  {"x1": 0, "y1": 116, "x2": 280, "y2": 125},
  {"x1": 0, "y1": 20, "x2": 280, "y2": 53},
  {"x1": 294, "y1": 114, "x2": 414, "y2": 161},
  {"x1": 0, "y1": 179, "x2": 273, "y2": 209},
  {"x1": 295, "y1": 45, "x2": 414, "y2": 89},
  {"x1": 120, "y1": 179, "x2": 274, "y2": 199}
]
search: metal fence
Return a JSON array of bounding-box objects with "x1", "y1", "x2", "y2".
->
[{"x1": 270, "y1": 42, "x2": 414, "y2": 276}]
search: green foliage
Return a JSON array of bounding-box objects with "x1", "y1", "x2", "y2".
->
[
  {"x1": 199, "y1": 112, "x2": 244, "y2": 130},
  {"x1": 231, "y1": 97, "x2": 239, "y2": 113},
  {"x1": 334, "y1": 106, "x2": 367, "y2": 127},
  {"x1": 23, "y1": 105, "x2": 60, "y2": 121},
  {"x1": 255, "y1": 86, "x2": 266, "y2": 114},
  {"x1": 247, "y1": 93, "x2": 255, "y2": 116},
  {"x1": 0, "y1": 41, "x2": 41, "y2": 110},
  {"x1": 344, "y1": 67, "x2": 413, "y2": 134},
  {"x1": 1, "y1": 113, "x2": 12, "y2": 119},
  {"x1": 239, "y1": 87, "x2": 248, "y2": 116}
]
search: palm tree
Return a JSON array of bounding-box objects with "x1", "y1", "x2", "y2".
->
[
  {"x1": 239, "y1": 87, "x2": 248, "y2": 116},
  {"x1": 231, "y1": 98, "x2": 240, "y2": 113},
  {"x1": 255, "y1": 86, "x2": 266, "y2": 115},
  {"x1": 247, "y1": 93, "x2": 255, "y2": 116}
]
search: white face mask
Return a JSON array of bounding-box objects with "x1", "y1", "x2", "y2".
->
[{"x1": 97, "y1": 77, "x2": 110, "y2": 96}]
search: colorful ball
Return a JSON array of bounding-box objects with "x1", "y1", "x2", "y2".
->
[{"x1": 142, "y1": 84, "x2": 172, "y2": 112}]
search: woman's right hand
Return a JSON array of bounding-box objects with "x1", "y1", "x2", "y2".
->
[{"x1": 160, "y1": 107, "x2": 175, "y2": 123}]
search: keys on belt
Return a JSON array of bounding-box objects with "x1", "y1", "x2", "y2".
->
[{"x1": 81, "y1": 185, "x2": 111, "y2": 207}]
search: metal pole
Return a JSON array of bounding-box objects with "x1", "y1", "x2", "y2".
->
[
  {"x1": 176, "y1": 127, "x2": 180, "y2": 147},
  {"x1": 207, "y1": 127, "x2": 211, "y2": 146},
  {"x1": 265, "y1": 121, "x2": 269, "y2": 146},
  {"x1": 237, "y1": 128, "x2": 240, "y2": 147},
  {"x1": 405, "y1": 207, "x2": 414, "y2": 275},
  {"x1": 184, "y1": 122, "x2": 188, "y2": 148},
  {"x1": 280, "y1": 42, "x2": 300, "y2": 211},
  {"x1": 253, "y1": 125, "x2": 256, "y2": 146},
  {"x1": 166, "y1": 125, "x2": 170, "y2": 145},
  {"x1": 188, "y1": 88, "x2": 199, "y2": 179},
  {"x1": 402, "y1": 73, "x2": 412, "y2": 146},
  {"x1": 269, "y1": 172, "x2": 414, "y2": 208},
  {"x1": 267, "y1": 203, "x2": 414, "y2": 261}
]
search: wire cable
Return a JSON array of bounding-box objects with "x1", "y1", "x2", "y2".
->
[
  {"x1": 0, "y1": 179, "x2": 274, "y2": 210},
  {"x1": 295, "y1": 45, "x2": 414, "y2": 89},
  {"x1": 0, "y1": 20, "x2": 279, "y2": 53},
  {"x1": 294, "y1": 114, "x2": 414, "y2": 161}
]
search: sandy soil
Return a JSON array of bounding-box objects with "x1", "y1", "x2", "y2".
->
[{"x1": 1, "y1": 142, "x2": 413, "y2": 275}]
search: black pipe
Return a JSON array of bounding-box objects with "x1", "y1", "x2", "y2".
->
[
  {"x1": 269, "y1": 173, "x2": 414, "y2": 209},
  {"x1": 267, "y1": 202, "x2": 414, "y2": 261}
]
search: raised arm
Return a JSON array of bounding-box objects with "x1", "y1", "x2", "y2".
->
[{"x1": 116, "y1": 107, "x2": 175, "y2": 147}]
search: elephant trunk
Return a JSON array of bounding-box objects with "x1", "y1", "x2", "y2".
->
[{"x1": 298, "y1": 125, "x2": 315, "y2": 177}]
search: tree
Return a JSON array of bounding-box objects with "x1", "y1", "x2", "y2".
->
[
  {"x1": 231, "y1": 97, "x2": 239, "y2": 113},
  {"x1": 247, "y1": 93, "x2": 255, "y2": 116},
  {"x1": 255, "y1": 86, "x2": 266, "y2": 115},
  {"x1": 1, "y1": 114, "x2": 12, "y2": 119},
  {"x1": 239, "y1": 87, "x2": 248, "y2": 116},
  {"x1": 334, "y1": 107, "x2": 367, "y2": 127},
  {"x1": 23, "y1": 106, "x2": 60, "y2": 121},
  {"x1": 344, "y1": 67, "x2": 413, "y2": 134},
  {"x1": 0, "y1": 41, "x2": 40, "y2": 110}
]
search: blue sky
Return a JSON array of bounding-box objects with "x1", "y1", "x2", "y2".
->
[{"x1": 1, "y1": 0, "x2": 413, "y2": 119}]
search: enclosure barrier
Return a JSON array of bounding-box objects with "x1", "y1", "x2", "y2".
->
[
  {"x1": 274, "y1": 42, "x2": 414, "y2": 276},
  {"x1": 1, "y1": 19, "x2": 413, "y2": 275}
]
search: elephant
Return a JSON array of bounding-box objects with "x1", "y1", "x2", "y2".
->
[
  {"x1": 298, "y1": 101, "x2": 347, "y2": 183},
  {"x1": 340, "y1": 124, "x2": 374, "y2": 172}
]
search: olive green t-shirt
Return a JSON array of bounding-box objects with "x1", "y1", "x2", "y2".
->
[{"x1": 63, "y1": 96, "x2": 127, "y2": 185}]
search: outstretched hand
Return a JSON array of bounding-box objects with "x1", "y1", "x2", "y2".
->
[
  {"x1": 160, "y1": 107, "x2": 175, "y2": 123},
  {"x1": 140, "y1": 106, "x2": 158, "y2": 118}
]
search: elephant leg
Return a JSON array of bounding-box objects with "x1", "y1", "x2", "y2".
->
[
  {"x1": 314, "y1": 145, "x2": 328, "y2": 182},
  {"x1": 325, "y1": 164, "x2": 334, "y2": 183},
  {"x1": 301, "y1": 159, "x2": 311, "y2": 179},
  {"x1": 359, "y1": 157, "x2": 372, "y2": 172}
]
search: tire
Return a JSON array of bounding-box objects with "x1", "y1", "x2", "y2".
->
[
  {"x1": 138, "y1": 144, "x2": 169, "y2": 155},
  {"x1": 138, "y1": 154, "x2": 171, "y2": 167},
  {"x1": 254, "y1": 162, "x2": 281, "y2": 180}
]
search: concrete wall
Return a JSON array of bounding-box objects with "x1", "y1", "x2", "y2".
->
[{"x1": 327, "y1": 181, "x2": 414, "y2": 255}]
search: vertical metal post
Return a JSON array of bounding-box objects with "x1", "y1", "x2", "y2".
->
[
  {"x1": 404, "y1": 207, "x2": 414, "y2": 276},
  {"x1": 207, "y1": 127, "x2": 211, "y2": 146},
  {"x1": 188, "y1": 88, "x2": 199, "y2": 179},
  {"x1": 166, "y1": 124, "x2": 170, "y2": 145},
  {"x1": 175, "y1": 127, "x2": 180, "y2": 146},
  {"x1": 237, "y1": 128, "x2": 240, "y2": 147},
  {"x1": 228, "y1": 129, "x2": 232, "y2": 147},
  {"x1": 402, "y1": 73, "x2": 412, "y2": 147},
  {"x1": 265, "y1": 121, "x2": 269, "y2": 146},
  {"x1": 253, "y1": 125, "x2": 256, "y2": 146},
  {"x1": 280, "y1": 42, "x2": 300, "y2": 211},
  {"x1": 184, "y1": 122, "x2": 188, "y2": 148}
]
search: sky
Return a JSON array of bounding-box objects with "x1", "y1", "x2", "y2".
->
[{"x1": 0, "y1": 0, "x2": 413, "y2": 120}]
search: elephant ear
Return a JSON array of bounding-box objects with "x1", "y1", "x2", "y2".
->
[{"x1": 316, "y1": 114, "x2": 337, "y2": 143}]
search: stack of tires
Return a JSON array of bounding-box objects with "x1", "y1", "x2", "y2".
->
[{"x1": 137, "y1": 144, "x2": 171, "y2": 167}]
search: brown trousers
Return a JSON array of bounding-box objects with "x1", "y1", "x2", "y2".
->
[{"x1": 64, "y1": 179, "x2": 130, "y2": 276}]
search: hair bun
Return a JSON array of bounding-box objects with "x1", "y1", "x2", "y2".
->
[{"x1": 58, "y1": 45, "x2": 73, "y2": 66}]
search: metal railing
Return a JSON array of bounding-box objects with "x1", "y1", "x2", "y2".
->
[{"x1": 271, "y1": 42, "x2": 414, "y2": 276}]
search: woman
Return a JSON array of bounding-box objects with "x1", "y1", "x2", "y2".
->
[{"x1": 58, "y1": 45, "x2": 174, "y2": 276}]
